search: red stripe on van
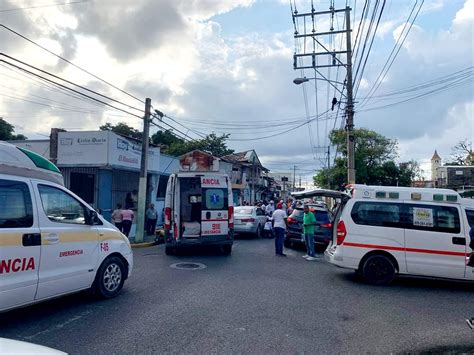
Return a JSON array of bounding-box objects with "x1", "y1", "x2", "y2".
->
[{"x1": 343, "y1": 242, "x2": 467, "y2": 257}]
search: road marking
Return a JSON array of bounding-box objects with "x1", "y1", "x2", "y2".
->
[{"x1": 23, "y1": 310, "x2": 93, "y2": 340}]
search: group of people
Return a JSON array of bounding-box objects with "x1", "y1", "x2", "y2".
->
[
  {"x1": 244, "y1": 198, "x2": 319, "y2": 261},
  {"x1": 111, "y1": 202, "x2": 158, "y2": 238}
]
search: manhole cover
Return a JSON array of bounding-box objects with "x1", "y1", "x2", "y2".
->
[{"x1": 170, "y1": 262, "x2": 207, "y2": 270}]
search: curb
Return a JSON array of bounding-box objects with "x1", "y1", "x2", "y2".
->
[{"x1": 131, "y1": 242, "x2": 156, "y2": 249}]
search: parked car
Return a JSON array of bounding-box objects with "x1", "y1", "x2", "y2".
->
[
  {"x1": 234, "y1": 206, "x2": 267, "y2": 237},
  {"x1": 284, "y1": 204, "x2": 333, "y2": 249}
]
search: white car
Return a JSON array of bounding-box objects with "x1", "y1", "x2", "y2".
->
[{"x1": 233, "y1": 206, "x2": 267, "y2": 237}]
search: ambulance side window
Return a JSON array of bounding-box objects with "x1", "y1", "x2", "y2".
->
[
  {"x1": 465, "y1": 209, "x2": 474, "y2": 228},
  {"x1": 38, "y1": 185, "x2": 87, "y2": 225},
  {"x1": 405, "y1": 204, "x2": 460, "y2": 233},
  {"x1": 0, "y1": 179, "x2": 33, "y2": 228}
]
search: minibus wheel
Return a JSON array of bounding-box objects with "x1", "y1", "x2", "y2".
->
[
  {"x1": 94, "y1": 256, "x2": 126, "y2": 298},
  {"x1": 361, "y1": 254, "x2": 395, "y2": 286}
]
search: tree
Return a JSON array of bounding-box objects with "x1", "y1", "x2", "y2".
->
[
  {"x1": 166, "y1": 133, "x2": 234, "y2": 157},
  {"x1": 99, "y1": 122, "x2": 142, "y2": 140},
  {"x1": 0, "y1": 117, "x2": 28, "y2": 140},
  {"x1": 314, "y1": 128, "x2": 421, "y2": 188},
  {"x1": 448, "y1": 139, "x2": 473, "y2": 165},
  {"x1": 151, "y1": 130, "x2": 184, "y2": 153}
]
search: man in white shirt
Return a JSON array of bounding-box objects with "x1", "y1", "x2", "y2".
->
[
  {"x1": 265, "y1": 200, "x2": 275, "y2": 216},
  {"x1": 272, "y1": 202, "x2": 288, "y2": 256}
]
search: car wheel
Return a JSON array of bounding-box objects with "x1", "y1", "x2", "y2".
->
[
  {"x1": 284, "y1": 238, "x2": 292, "y2": 248},
  {"x1": 165, "y1": 245, "x2": 175, "y2": 255},
  {"x1": 94, "y1": 256, "x2": 126, "y2": 299},
  {"x1": 222, "y1": 245, "x2": 232, "y2": 255},
  {"x1": 361, "y1": 254, "x2": 396, "y2": 286}
]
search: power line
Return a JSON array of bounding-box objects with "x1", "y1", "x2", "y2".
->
[
  {"x1": 0, "y1": 58, "x2": 143, "y2": 119},
  {"x1": 0, "y1": 23, "x2": 143, "y2": 104},
  {"x1": 0, "y1": 0, "x2": 89, "y2": 13}
]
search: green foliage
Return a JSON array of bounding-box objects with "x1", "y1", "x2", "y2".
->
[
  {"x1": 166, "y1": 133, "x2": 234, "y2": 157},
  {"x1": 314, "y1": 128, "x2": 422, "y2": 188},
  {"x1": 99, "y1": 122, "x2": 142, "y2": 140},
  {"x1": 0, "y1": 117, "x2": 28, "y2": 140},
  {"x1": 151, "y1": 130, "x2": 184, "y2": 151}
]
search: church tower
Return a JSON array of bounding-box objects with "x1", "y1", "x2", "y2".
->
[{"x1": 431, "y1": 150, "x2": 441, "y2": 181}]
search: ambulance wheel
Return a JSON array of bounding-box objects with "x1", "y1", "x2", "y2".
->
[
  {"x1": 222, "y1": 245, "x2": 232, "y2": 255},
  {"x1": 94, "y1": 256, "x2": 125, "y2": 299},
  {"x1": 165, "y1": 245, "x2": 175, "y2": 255},
  {"x1": 361, "y1": 254, "x2": 395, "y2": 286}
]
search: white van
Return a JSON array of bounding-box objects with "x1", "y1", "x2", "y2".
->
[
  {"x1": 164, "y1": 172, "x2": 234, "y2": 255},
  {"x1": 0, "y1": 142, "x2": 133, "y2": 312},
  {"x1": 319, "y1": 185, "x2": 474, "y2": 285}
]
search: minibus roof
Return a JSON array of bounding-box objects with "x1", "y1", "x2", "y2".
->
[
  {"x1": 347, "y1": 184, "x2": 461, "y2": 203},
  {"x1": 0, "y1": 141, "x2": 64, "y2": 185},
  {"x1": 291, "y1": 188, "x2": 350, "y2": 201}
]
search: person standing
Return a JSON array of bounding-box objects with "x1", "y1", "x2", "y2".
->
[
  {"x1": 121, "y1": 207, "x2": 134, "y2": 238},
  {"x1": 111, "y1": 203, "x2": 123, "y2": 232},
  {"x1": 146, "y1": 203, "x2": 158, "y2": 236},
  {"x1": 266, "y1": 200, "x2": 275, "y2": 216},
  {"x1": 272, "y1": 202, "x2": 287, "y2": 256},
  {"x1": 302, "y1": 205, "x2": 318, "y2": 261}
]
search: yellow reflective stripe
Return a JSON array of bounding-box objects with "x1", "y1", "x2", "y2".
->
[{"x1": 0, "y1": 233, "x2": 23, "y2": 247}]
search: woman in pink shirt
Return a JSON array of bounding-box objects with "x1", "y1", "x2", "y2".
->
[{"x1": 121, "y1": 208, "x2": 134, "y2": 238}]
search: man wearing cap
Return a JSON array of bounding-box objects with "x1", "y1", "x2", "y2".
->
[
  {"x1": 302, "y1": 204, "x2": 318, "y2": 261},
  {"x1": 272, "y1": 202, "x2": 288, "y2": 256}
]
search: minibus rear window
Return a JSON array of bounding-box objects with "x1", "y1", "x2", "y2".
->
[
  {"x1": 0, "y1": 179, "x2": 33, "y2": 228},
  {"x1": 202, "y1": 188, "x2": 228, "y2": 210}
]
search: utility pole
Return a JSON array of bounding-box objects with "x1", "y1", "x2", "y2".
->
[
  {"x1": 135, "y1": 97, "x2": 151, "y2": 243},
  {"x1": 292, "y1": 5, "x2": 355, "y2": 185},
  {"x1": 293, "y1": 165, "x2": 296, "y2": 190},
  {"x1": 345, "y1": 7, "x2": 355, "y2": 184}
]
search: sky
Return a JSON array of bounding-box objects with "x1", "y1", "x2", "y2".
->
[{"x1": 0, "y1": 0, "x2": 473, "y2": 187}]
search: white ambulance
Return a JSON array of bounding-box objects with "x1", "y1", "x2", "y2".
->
[
  {"x1": 322, "y1": 185, "x2": 474, "y2": 285},
  {"x1": 164, "y1": 172, "x2": 234, "y2": 255},
  {"x1": 0, "y1": 141, "x2": 133, "y2": 312}
]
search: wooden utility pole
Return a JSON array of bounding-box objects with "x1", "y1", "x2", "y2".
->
[{"x1": 135, "y1": 98, "x2": 151, "y2": 243}]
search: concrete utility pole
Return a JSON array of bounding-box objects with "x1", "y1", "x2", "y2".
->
[
  {"x1": 293, "y1": 165, "x2": 296, "y2": 190},
  {"x1": 293, "y1": 5, "x2": 355, "y2": 185},
  {"x1": 135, "y1": 97, "x2": 151, "y2": 243},
  {"x1": 345, "y1": 7, "x2": 355, "y2": 184}
]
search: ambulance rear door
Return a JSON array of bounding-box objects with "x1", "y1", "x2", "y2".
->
[
  {"x1": 200, "y1": 175, "x2": 229, "y2": 238},
  {"x1": 0, "y1": 176, "x2": 40, "y2": 311}
]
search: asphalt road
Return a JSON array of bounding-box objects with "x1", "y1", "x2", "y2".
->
[{"x1": 1, "y1": 237, "x2": 474, "y2": 354}]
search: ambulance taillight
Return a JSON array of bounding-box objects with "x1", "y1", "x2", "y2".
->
[
  {"x1": 336, "y1": 220, "x2": 347, "y2": 245},
  {"x1": 228, "y1": 206, "x2": 234, "y2": 229},
  {"x1": 164, "y1": 207, "x2": 171, "y2": 230}
]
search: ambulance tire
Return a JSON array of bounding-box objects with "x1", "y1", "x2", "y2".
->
[
  {"x1": 165, "y1": 245, "x2": 175, "y2": 255},
  {"x1": 222, "y1": 245, "x2": 232, "y2": 255},
  {"x1": 94, "y1": 256, "x2": 126, "y2": 299},
  {"x1": 361, "y1": 254, "x2": 396, "y2": 286}
]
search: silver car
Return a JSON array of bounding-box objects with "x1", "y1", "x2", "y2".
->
[{"x1": 234, "y1": 206, "x2": 267, "y2": 237}]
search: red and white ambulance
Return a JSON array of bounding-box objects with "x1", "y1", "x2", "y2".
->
[{"x1": 163, "y1": 172, "x2": 234, "y2": 255}]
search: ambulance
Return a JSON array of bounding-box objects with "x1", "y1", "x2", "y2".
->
[
  {"x1": 324, "y1": 185, "x2": 474, "y2": 285},
  {"x1": 0, "y1": 141, "x2": 133, "y2": 312},
  {"x1": 163, "y1": 172, "x2": 234, "y2": 255}
]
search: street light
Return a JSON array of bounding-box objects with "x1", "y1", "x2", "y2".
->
[{"x1": 293, "y1": 77, "x2": 345, "y2": 85}]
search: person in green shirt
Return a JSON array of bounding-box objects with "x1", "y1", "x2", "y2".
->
[{"x1": 303, "y1": 205, "x2": 318, "y2": 261}]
